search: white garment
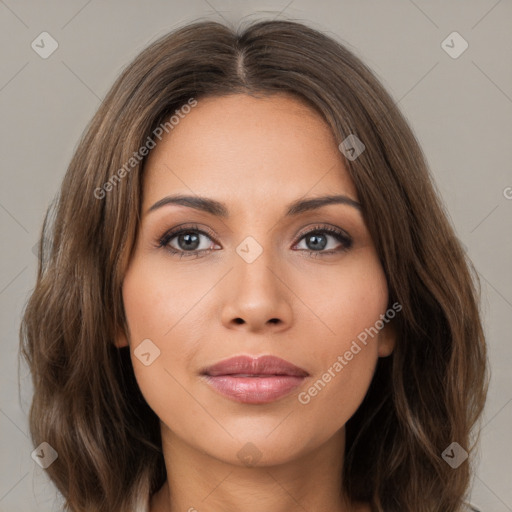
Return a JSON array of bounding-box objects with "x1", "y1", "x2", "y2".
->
[{"x1": 133, "y1": 494, "x2": 150, "y2": 512}]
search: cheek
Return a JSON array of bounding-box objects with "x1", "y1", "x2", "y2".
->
[
  {"x1": 299, "y1": 343, "x2": 377, "y2": 411},
  {"x1": 121, "y1": 260, "x2": 202, "y2": 415},
  {"x1": 122, "y1": 255, "x2": 206, "y2": 347},
  {"x1": 298, "y1": 251, "x2": 388, "y2": 349},
  {"x1": 294, "y1": 254, "x2": 387, "y2": 419},
  {"x1": 296, "y1": 313, "x2": 381, "y2": 436}
]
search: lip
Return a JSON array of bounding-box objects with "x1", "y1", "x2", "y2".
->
[{"x1": 201, "y1": 355, "x2": 309, "y2": 404}]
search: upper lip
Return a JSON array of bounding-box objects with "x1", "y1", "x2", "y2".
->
[{"x1": 202, "y1": 355, "x2": 309, "y2": 377}]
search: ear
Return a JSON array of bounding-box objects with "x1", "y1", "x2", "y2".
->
[
  {"x1": 377, "y1": 319, "x2": 396, "y2": 358},
  {"x1": 114, "y1": 325, "x2": 129, "y2": 348}
]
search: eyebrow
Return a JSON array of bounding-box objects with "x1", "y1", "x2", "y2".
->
[{"x1": 147, "y1": 193, "x2": 362, "y2": 217}]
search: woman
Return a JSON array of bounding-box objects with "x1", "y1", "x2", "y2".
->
[{"x1": 20, "y1": 19, "x2": 488, "y2": 512}]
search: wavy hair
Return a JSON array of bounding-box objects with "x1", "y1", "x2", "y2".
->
[{"x1": 19, "y1": 18, "x2": 488, "y2": 512}]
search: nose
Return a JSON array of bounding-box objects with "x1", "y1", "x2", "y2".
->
[{"x1": 219, "y1": 247, "x2": 293, "y2": 334}]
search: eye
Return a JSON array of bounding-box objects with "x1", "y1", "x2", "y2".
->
[
  {"x1": 293, "y1": 225, "x2": 353, "y2": 257},
  {"x1": 157, "y1": 223, "x2": 353, "y2": 259},
  {"x1": 158, "y1": 224, "x2": 219, "y2": 259}
]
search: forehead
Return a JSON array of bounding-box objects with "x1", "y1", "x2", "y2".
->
[{"x1": 142, "y1": 93, "x2": 358, "y2": 210}]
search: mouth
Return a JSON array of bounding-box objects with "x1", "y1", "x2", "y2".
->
[{"x1": 200, "y1": 355, "x2": 309, "y2": 404}]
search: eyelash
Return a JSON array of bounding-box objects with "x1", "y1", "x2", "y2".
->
[{"x1": 157, "y1": 223, "x2": 353, "y2": 259}]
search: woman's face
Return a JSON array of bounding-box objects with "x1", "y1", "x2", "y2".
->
[{"x1": 116, "y1": 93, "x2": 395, "y2": 466}]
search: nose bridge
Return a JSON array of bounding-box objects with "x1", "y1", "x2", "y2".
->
[
  {"x1": 219, "y1": 230, "x2": 293, "y2": 331},
  {"x1": 233, "y1": 232, "x2": 282, "y2": 300},
  {"x1": 230, "y1": 208, "x2": 279, "y2": 281}
]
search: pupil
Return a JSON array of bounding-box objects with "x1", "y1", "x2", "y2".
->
[
  {"x1": 308, "y1": 233, "x2": 326, "y2": 250},
  {"x1": 180, "y1": 232, "x2": 199, "y2": 250}
]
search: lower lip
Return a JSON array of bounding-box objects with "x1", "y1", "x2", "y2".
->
[{"x1": 203, "y1": 375, "x2": 305, "y2": 404}]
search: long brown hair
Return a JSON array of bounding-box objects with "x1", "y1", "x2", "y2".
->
[{"x1": 19, "y1": 18, "x2": 488, "y2": 512}]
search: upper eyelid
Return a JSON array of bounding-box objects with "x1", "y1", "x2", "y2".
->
[{"x1": 160, "y1": 224, "x2": 216, "y2": 242}]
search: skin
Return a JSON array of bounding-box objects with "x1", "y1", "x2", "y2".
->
[{"x1": 115, "y1": 93, "x2": 396, "y2": 512}]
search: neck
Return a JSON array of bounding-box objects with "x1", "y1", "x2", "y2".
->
[{"x1": 150, "y1": 424, "x2": 365, "y2": 512}]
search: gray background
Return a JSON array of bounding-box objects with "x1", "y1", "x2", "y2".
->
[{"x1": 1, "y1": 1, "x2": 511, "y2": 511}]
